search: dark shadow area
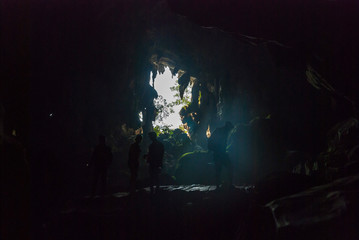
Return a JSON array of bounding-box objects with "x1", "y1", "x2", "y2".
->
[{"x1": 2, "y1": 0, "x2": 359, "y2": 239}]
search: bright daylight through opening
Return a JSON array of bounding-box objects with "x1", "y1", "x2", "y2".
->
[{"x1": 150, "y1": 67, "x2": 192, "y2": 131}]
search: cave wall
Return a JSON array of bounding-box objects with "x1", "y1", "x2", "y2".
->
[{"x1": 2, "y1": 0, "x2": 359, "y2": 192}]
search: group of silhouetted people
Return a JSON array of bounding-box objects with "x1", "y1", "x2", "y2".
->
[
  {"x1": 89, "y1": 131, "x2": 164, "y2": 196},
  {"x1": 89, "y1": 121, "x2": 234, "y2": 196},
  {"x1": 128, "y1": 131, "x2": 164, "y2": 194}
]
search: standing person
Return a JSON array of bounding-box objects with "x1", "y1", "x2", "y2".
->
[
  {"x1": 145, "y1": 132, "x2": 164, "y2": 194},
  {"x1": 89, "y1": 135, "x2": 113, "y2": 196},
  {"x1": 208, "y1": 121, "x2": 234, "y2": 188},
  {"x1": 128, "y1": 134, "x2": 142, "y2": 193}
]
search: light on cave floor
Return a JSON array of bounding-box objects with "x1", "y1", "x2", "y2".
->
[{"x1": 151, "y1": 67, "x2": 191, "y2": 130}]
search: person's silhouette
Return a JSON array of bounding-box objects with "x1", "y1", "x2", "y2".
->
[
  {"x1": 89, "y1": 135, "x2": 112, "y2": 196},
  {"x1": 145, "y1": 132, "x2": 164, "y2": 194},
  {"x1": 208, "y1": 121, "x2": 234, "y2": 188},
  {"x1": 128, "y1": 134, "x2": 142, "y2": 193}
]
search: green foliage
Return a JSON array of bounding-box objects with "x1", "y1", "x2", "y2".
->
[
  {"x1": 178, "y1": 124, "x2": 188, "y2": 133},
  {"x1": 154, "y1": 125, "x2": 175, "y2": 135},
  {"x1": 168, "y1": 80, "x2": 191, "y2": 107},
  {"x1": 153, "y1": 126, "x2": 161, "y2": 136},
  {"x1": 154, "y1": 79, "x2": 191, "y2": 130},
  {"x1": 156, "y1": 128, "x2": 194, "y2": 176},
  {"x1": 177, "y1": 151, "x2": 208, "y2": 166},
  {"x1": 178, "y1": 151, "x2": 195, "y2": 160},
  {"x1": 154, "y1": 95, "x2": 171, "y2": 123}
]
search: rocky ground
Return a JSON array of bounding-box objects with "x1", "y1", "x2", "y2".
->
[{"x1": 38, "y1": 173, "x2": 359, "y2": 240}]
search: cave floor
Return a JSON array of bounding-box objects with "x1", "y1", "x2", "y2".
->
[
  {"x1": 47, "y1": 185, "x2": 258, "y2": 240},
  {"x1": 40, "y1": 178, "x2": 359, "y2": 240}
]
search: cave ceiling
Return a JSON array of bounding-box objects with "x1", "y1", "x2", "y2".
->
[{"x1": 2, "y1": 0, "x2": 359, "y2": 148}]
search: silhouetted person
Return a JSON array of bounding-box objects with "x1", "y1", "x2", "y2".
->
[
  {"x1": 89, "y1": 135, "x2": 112, "y2": 196},
  {"x1": 145, "y1": 132, "x2": 164, "y2": 194},
  {"x1": 128, "y1": 134, "x2": 142, "y2": 193},
  {"x1": 208, "y1": 121, "x2": 234, "y2": 188}
]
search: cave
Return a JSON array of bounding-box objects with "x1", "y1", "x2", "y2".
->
[
  {"x1": 2, "y1": 0, "x2": 359, "y2": 239},
  {"x1": 148, "y1": 65, "x2": 192, "y2": 131}
]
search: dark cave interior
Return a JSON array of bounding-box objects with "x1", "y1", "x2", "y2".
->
[{"x1": 2, "y1": 0, "x2": 359, "y2": 239}]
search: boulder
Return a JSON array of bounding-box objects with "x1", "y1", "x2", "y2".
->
[
  {"x1": 266, "y1": 174, "x2": 359, "y2": 240},
  {"x1": 175, "y1": 151, "x2": 216, "y2": 185}
]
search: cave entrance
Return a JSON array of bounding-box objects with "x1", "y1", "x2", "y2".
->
[{"x1": 150, "y1": 66, "x2": 192, "y2": 133}]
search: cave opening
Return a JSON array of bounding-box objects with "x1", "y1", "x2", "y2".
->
[{"x1": 149, "y1": 66, "x2": 192, "y2": 133}]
